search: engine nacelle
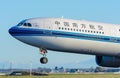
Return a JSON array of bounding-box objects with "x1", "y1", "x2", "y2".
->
[{"x1": 96, "y1": 56, "x2": 120, "y2": 67}]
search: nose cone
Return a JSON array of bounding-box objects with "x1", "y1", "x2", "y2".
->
[
  {"x1": 9, "y1": 27, "x2": 16, "y2": 36},
  {"x1": 9, "y1": 27, "x2": 12, "y2": 35}
]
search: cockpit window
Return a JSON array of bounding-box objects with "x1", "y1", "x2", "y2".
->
[
  {"x1": 24, "y1": 23, "x2": 27, "y2": 26},
  {"x1": 17, "y1": 22, "x2": 23, "y2": 26},
  {"x1": 28, "y1": 23, "x2": 32, "y2": 27},
  {"x1": 23, "y1": 23, "x2": 32, "y2": 27},
  {"x1": 17, "y1": 20, "x2": 32, "y2": 27}
]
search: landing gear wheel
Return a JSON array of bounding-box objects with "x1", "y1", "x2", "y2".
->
[
  {"x1": 39, "y1": 48, "x2": 48, "y2": 64},
  {"x1": 40, "y1": 57, "x2": 48, "y2": 64}
]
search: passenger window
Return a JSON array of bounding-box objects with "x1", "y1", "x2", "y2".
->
[
  {"x1": 99, "y1": 32, "x2": 101, "y2": 34},
  {"x1": 79, "y1": 29, "x2": 81, "y2": 32},
  {"x1": 68, "y1": 28, "x2": 70, "y2": 30},
  {"x1": 85, "y1": 30, "x2": 87, "y2": 32},
  {"x1": 82, "y1": 30, "x2": 84, "y2": 32},
  {"x1": 76, "y1": 29, "x2": 78, "y2": 31},
  {"x1": 59, "y1": 27, "x2": 61, "y2": 29}
]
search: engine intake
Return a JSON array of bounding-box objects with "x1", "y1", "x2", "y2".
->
[{"x1": 96, "y1": 56, "x2": 120, "y2": 67}]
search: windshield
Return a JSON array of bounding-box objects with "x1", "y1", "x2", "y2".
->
[
  {"x1": 17, "y1": 20, "x2": 26, "y2": 26},
  {"x1": 23, "y1": 23, "x2": 32, "y2": 27},
  {"x1": 17, "y1": 20, "x2": 32, "y2": 27},
  {"x1": 17, "y1": 22, "x2": 24, "y2": 26}
]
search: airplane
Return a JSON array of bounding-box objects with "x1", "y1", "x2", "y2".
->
[{"x1": 9, "y1": 17, "x2": 120, "y2": 67}]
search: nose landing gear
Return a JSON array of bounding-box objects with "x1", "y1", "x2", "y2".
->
[
  {"x1": 39, "y1": 48, "x2": 48, "y2": 64},
  {"x1": 40, "y1": 57, "x2": 48, "y2": 64}
]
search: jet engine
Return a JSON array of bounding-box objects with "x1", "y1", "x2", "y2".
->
[{"x1": 96, "y1": 56, "x2": 120, "y2": 67}]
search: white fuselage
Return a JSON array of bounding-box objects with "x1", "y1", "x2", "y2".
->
[{"x1": 9, "y1": 18, "x2": 120, "y2": 57}]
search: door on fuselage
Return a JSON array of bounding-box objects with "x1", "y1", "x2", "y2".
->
[{"x1": 43, "y1": 19, "x2": 53, "y2": 35}]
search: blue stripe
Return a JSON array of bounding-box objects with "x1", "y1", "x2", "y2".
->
[{"x1": 10, "y1": 27, "x2": 120, "y2": 43}]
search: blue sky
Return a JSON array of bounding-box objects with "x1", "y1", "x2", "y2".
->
[{"x1": 1, "y1": 0, "x2": 120, "y2": 69}]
